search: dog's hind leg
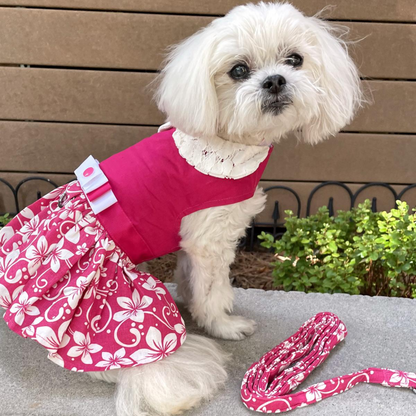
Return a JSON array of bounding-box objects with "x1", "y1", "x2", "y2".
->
[{"x1": 89, "y1": 334, "x2": 228, "y2": 415}]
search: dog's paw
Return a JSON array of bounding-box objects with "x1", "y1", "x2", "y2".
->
[{"x1": 208, "y1": 315, "x2": 257, "y2": 340}]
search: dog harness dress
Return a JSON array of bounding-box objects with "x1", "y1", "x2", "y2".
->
[{"x1": 0, "y1": 126, "x2": 272, "y2": 372}]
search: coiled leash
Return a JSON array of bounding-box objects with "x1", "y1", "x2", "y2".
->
[{"x1": 241, "y1": 312, "x2": 416, "y2": 413}]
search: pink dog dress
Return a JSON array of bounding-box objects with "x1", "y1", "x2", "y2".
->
[{"x1": 0, "y1": 126, "x2": 272, "y2": 372}]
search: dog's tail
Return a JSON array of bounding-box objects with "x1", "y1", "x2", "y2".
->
[{"x1": 90, "y1": 334, "x2": 229, "y2": 415}]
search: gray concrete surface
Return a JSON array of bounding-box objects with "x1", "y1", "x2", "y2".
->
[{"x1": 1, "y1": 285, "x2": 415, "y2": 416}]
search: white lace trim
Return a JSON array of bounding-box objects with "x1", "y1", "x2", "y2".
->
[{"x1": 168, "y1": 129, "x2": 270, "y2": 180}]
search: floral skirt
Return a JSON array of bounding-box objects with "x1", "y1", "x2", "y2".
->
[{"x1": 0, "y1": 181, "x2": 186, "y2": 372}]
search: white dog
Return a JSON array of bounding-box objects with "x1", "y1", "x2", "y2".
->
[{"x1": 91, "y1": 2, "x2": 362, "y2": 415}]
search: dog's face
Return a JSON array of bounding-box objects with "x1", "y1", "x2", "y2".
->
[{"x1": 156, "y1": 2, "x2": 362, "y2": 145}]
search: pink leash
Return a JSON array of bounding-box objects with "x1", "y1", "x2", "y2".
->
[{"x1": 241, "y1": 312, "x2": 416, "y2": 413}]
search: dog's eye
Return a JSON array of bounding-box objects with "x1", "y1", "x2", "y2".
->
[
  {"x1": 285, "y1": 53, "x2": 303, "y2": 68},
  {"x1": 229, "y1": 64, "x2": 250, "y2": 80}
]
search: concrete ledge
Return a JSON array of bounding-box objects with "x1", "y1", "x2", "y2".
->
[{"x1": 1, "y1": 285, "x2": 415, "y2": 416}]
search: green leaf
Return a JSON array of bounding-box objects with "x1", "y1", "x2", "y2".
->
[
  {"x1": 369, "y1": 252, "x2": 379, "y2": 261},
  {"x1": 264, "y1": 199, "x2": 415, "y2": 299},
  {"x1": 328, "y1": 241, "x2": 338, "y2": 252}
]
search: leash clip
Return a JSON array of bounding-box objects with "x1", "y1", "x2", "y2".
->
[{"x1": 58, "y1": 191, "x2": 67, "y2": 208}]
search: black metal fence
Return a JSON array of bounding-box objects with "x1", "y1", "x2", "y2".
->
[
  {"x1": 0, "y1": 176, "x2": 60, "y2": 214},
  {"x1": 251, "y1": 182, "x2": 416, "y2": 250},
  {"x1": 1, "y1": 176, "x2": 416, "y2": 250}
]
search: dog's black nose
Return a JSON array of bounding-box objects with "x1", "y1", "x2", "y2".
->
[{"x1": 262, "y1": 75, "x2": 286, "y2": 94}]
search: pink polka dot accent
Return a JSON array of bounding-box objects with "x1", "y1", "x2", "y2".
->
[{"x1": 83, "y1": 167, "x2": 94, "y2": 177}]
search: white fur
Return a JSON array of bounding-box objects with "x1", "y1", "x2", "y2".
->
[
  {"x1": 156, "y1": 2, "x2": 362, "y2": 145},
  {"x1": 92, "y1": 2, "x2": 363, "y2": 415},
  {"x1": 90, "y1": 335, "x2": 229, "y2": 415},
  {"x1": 176, "y1": 188, "x2": 266, "y2": 340}
]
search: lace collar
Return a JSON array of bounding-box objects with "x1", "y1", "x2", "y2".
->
[{"x1": 158, "y1": 123, "x2": 270, "y2": 179}]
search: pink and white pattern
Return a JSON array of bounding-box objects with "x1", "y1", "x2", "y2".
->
[
  {"x1": 0, "y1": 181, "x2": 186, "y2": 372},
  {"x1": 241, "y1": 312, "x2": 416, "y2": 413}
]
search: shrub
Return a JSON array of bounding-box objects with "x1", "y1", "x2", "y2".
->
[
  {"x1": 0, "y1": 213, "x2": 10, "y2": 227},
  {"x1": 259, "y1": 200, "x2": 416, "y2": 299}
]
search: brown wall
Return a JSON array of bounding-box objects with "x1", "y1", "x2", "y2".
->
[{"x1": 0, "y1": 1, "x2": 415, "y2": 222}]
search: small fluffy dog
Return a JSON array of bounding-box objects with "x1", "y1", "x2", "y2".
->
[{"x1": 91, "y1": 2, "x2": 362, "y2": 415}]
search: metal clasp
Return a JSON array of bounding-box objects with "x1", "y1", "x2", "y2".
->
[{"x1": 58, "y1": 191, "x2": 67, "y2": 208}]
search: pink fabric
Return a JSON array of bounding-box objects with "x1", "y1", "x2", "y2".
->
[
  {"x1": 0, "y1": 182, "x2": 186, "y2": 372},
  {"x1": 0, "y1": 129, "x2": 271, "y2": 372},
  {"x1": 241, "y1": 312, "x2": 416, "y2": 413},
  {"x1": 98, "y1": 128, "x2": 272, "y2": 264},
  {"x1": 87, "y1": 182, "x2": 112, "y2": 201}
]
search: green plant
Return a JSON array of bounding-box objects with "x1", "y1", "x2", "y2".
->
[
  {"x1": 259, "y1": 200, "x2": 416, "y2": 298},
  {"x1": 0, "y1": 213, "x2": 11, "y2": 227}
]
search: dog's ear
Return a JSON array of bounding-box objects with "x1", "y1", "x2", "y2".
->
[
  {"x1": 301, "y1": 19, "x2": 363, "y2": 144},
  {"x1": 154, "y1": 25, "x2": 220, "y2": 138}
]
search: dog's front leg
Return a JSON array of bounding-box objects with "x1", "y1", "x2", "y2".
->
[
  {"x1": 179, "y1": 242, "x2": 256, "y2": 340},
  {"x1": 177, "y1": 192, "x2": 267, "y2": 340}
]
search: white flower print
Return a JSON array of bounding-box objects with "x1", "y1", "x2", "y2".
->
[
  {"x1": 100, "y1": 266, "x2": 108, "y2": 278},
  {"x1": 124, "y1": 267, "x2": 138, "y2": 281},
  {"x1": 0, "y1": 184, "x2": 186, "y2": 372},
  {"x1": 58, "y1": 204, "x2": 82, "y2": 222},
  {"x1": 334, "y1": 323, "x2": 346, "y2": 342},
  {"x1": 130, "y1": 327, "x2": 178, "y2": 365},
  {"x1": 63, "y1": 211, "x2": 95, "y2": 245},
  {"x1": 70, "y1": 215, "x2": 97, "y2": 240},
  {"x1": 305, "y1": 382, "x2": 327, "y2": 402},
  {"x1": 64, "y1": 224, "x2": 81, "y2": 244},
  {"x1": 35, "y1": 322, "x2": 70, "y2": 352},
  {"x1": 19, "y1": 216, "x2": 40, "y2": 243},
  {"x1": 390, "y1": 371, "x2": 416, "y2": 388},
  {"x1": 22, "y1": 316, "x2": 44, "y2": 337},
  {"x1": 67, "y1": 331, "x2": 103, "y2": 365},
  {"x1": 48, "y1": 350, "x2": 67, "y2": 367},
  {"x1": 83, "y1": 270, "x2": 101, "y2": 300},
  {"x1": 41, "y1": 187, "x2": 64, "y2": 201},
  {"x1": 26, "y1": 235, "x2": 51, "y2": 274},
  {"x1": 63, "y1": 276, "x2": 89, "y2": 308},
  {"x1": 0, "y1": 284, "x2": 12, "y2": 309},
  {"x1": 0, "y1": 249, "x2": 20, "y2": 284},
  {"x1": 44, "y1": 238, "x2": 74, "y2": 273},
  {"x1": 9, "y1": 291, "x2": 40, "y2": 326},
  {"x1": 96, "y1": 348, "x2": 134, "y2": 370},
  {"x1": 77, "y1": 214, "x2": 97, "y2": 234},
  {"x1": 0, "y1": 225, "x2": 14, "y2": 247},
  {"x1": 0, "y1": 284, "x2": 24, "y2": 309},
  {"x1": 100, "y1": 237, "x2": 115, "y2": 252},
  {"x1": 288, "y1": 372, "x2": 305, "y2": 391},
  {"x1": 75, "y1": 242, "x2": 88, "y2": 256},
  {"x1": 174, "y1": 319, "x2": 186, "y2": 345},
  {"x1": 142, "y1": 276, "x2": 166, "y2": 299},
  {"x1": 83, "y1": 225, "x2": 98, "y2": 236},
  {"x1": 40, "y1": 216, "x2": 55, "y2": 232},
  {"x1": 113, "y1": 289, "x2": 153, "y2": 323},
  {"x1": 19, "y1": 206, "x2": 34, "y2": 219}
]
